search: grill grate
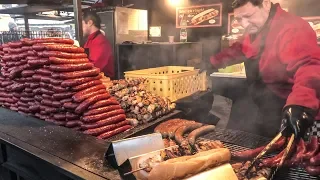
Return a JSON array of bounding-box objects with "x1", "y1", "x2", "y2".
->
[{"x1": 202, "y1": 128, "x2": 320, "y2": 180}]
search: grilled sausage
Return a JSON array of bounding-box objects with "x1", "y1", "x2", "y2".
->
[
  {"x1": 302, "y1": 136, "x2": 319, "y2": 160},
  {"x1": 174, "y1": 123, "x2": 203, "y2": 144},
  {"x1": 232, "y1": 137, "x2": 286, "y2": 161},
  {"x1": 187, "y1": 125, "x2": 215, "y2": 145},
  {"x1": 75, "y1": 93, "x2": 110, "y2": 114},
  {"x1": 65, "y1": 120, "x2": 83, "y2": 128},
  {"x1": 63, "y1": 102, "x2": 79, "y2": 110},
  {"x1": 53, "y1": 92, "x2": 74, "y2": 100},
  {"x1": 305, "y1": 166, "x2": 320, "y2": 176}
]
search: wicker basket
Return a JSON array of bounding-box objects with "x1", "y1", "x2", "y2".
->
[{"x1": 124, "y1": 66, "x2": 207, "y2": 102}]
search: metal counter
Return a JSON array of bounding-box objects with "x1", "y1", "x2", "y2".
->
[{"x1": 0, "y1": 108, "x2": 181, "y2": 180}]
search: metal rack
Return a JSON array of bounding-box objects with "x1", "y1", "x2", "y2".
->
[{"x1": 0, "y1": 30, "x2": 70, "y2": 44}]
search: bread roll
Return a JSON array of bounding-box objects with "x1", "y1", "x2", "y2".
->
[{"x1": 148, "y1": 148, "x2": 231, "y2": 180}]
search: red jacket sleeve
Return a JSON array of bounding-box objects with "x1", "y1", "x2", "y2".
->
[
  {"x1": 278, "y1": 27, "x2": 320, "y2": 111},
  {"x1": 89, "y1": 40, "x2": 112, "y2": 71},
  {"x1": 210, "y1": 41, "x2": 246, "y2": 69}
]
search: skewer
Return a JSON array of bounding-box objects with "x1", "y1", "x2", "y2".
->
[{"x1": 123, "y1": 166, "x2": 147, "y2": 176}]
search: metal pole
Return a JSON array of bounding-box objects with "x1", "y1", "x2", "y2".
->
[
  {"x1": 73, "y1": 0, "x2": 83, "y2": 46},
  {"x1": 24, "y1": 15, "x2": 30, "y2": 38}
]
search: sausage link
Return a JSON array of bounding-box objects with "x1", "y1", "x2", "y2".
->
[
  {"x1": 49, "y1": 85, "x2": 66, "y2": 93},
  {"x1": 42, "y1": 51, "x2": 87, "y2": 59},
  {"x1": 73, "y1": 85, "x2": 107, "y2": 102},
  {"x1": 174, "y1": 123, "x2": 203, "y2": 144},
  {"x1": 61, "y1": 74, "x2": 102, "y2": 87},
  {"x1": 21, "y1": 92, "x2": 34, "y2": 98},
  {"x1": 1, "y1": 81, "x2": 14, "y2": 87},
  {"x1": 29, "y1": 105, "x2": 40, "y2": 112},
  {"x1": 97, "y1": 125, "x2": 132, "y2": 139},
  {"x1": 66, "y1": 112, "x2": 80, "y2": 120},
  {"x1": 26, "y1": 56, "x2": 38, "y2": 60},
  {"x1": 75, "y1": 93, "x2": 110, "y2": 114},
  {"x1": 53, "y1": 92, "x2": 74, "y2": 100},
  {"x1": 59, "y1": 68, "x2": 100, "y2": 80},
  {"x1": 82, "y1": 109, "x2": 125, "y2": 123},
  {"x1": 9, "y1": 64, "x2": 30, "y2": 79},
  {"x1": 50, "y1": 78, "x2": 63, "y2": 86},
  {"x1": 60, "y1": 98, "x2": 73, "y2": 104},
  {"x1": 10, "y1": 83, "x2": 26, "y2": 92},
  {"x1": 72, "y1": 80, "x2": 102, "y2": 91},
  {"x1": 28, "y1": 59, "x2": 49, "y2": 67},
  {"x1": 35, "y1": 68, "x2": 52, "y2": 76},
  {"x1": 84, "y1": 105, "x2": 121, "y2": 116},
  {"x1": 40, "y1": 82, "x2": 50, "y2": 88},
  {"x1": 40, "y1": 88, "x2": 54, "y2": 95},
  {"x1": 187, "y1": 125, "x2": 216, "y2": 145},
  {"x1": 41, "y1": 76, "x2": 52, "y2": 83},
  {"x1": 34, "y1": 95, "x2": 43, "y2": 102},
  {"x1": 18, "y1": 106, "x2": 30, "y2": 113},
  {"x1": 63, "y1": 102, "x2": 79, "y2": 110},
  {"x1": 88, "y1": 98, "x2": 119, "y2": 110},
  {"x1": 51, "y1": 101, "x2": 61, "y2": 108},
  {"x1": 83, "y1": 120, "x2": 130, "y2": 136},
  {"x1": 53, "y1": 113, "x2": 66, "y2": 121},
  {"x1": 41, "y1": 99, "x2": 52, "y2": 107},
  {"x1": 45, "y1": 44, "x2": 85, "y2": 53},
  {"x1": 49, "y1": 63, "x2": 93, "y2": 72},
  {"x1": 32, "y1": 74, "x2": 42, "y2": 81},
  {"x1": 35, "y1": 38, "x2": 74, "y2": 45},
  {"x1": 21, "y1": 70, "x2": 35, "y2": 77},
  {"x1": 27, "y1": 50, "x2": 37, "y2": 56},
  {"x1": 17, "y1": 101, "x2": 29, "y2": 107},
  {"x1": 49, "y1": 57, "x2": 89, "y2": 64},
  {"x1": 20, "y1": 97, "x2": 33, "y2": 103},
  {"x1": 8, "y1": 42, "x2": 22, "y2": 48},
  {"x1": 81, "y1": 114, "x2": 127, "y2": 131},
  {"x1": 24, "y1": 88, "x2": 33, "y2": 93},
  {"x1": 65, "y1": 120, "x2": 83, "y2": 128}
]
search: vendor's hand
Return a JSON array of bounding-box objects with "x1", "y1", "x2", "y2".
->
[
  {"x1": 199, "y1": 61, "x2": 218, "y2": 75},
  {"x1": 281, "y1": 105, "x2": 316, "y2": 139}
]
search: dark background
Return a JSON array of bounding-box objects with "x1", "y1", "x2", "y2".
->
[{"x1": 109, "y1": 0, "x2": 320, "y2": 61}]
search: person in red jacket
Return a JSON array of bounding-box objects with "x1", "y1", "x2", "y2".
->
[
  {"x1": 82, "y1": 11, "x2": 115, "y2": 78},
  {"x1": 209, "y1": 0, "x2": 320, "y2": 138}
]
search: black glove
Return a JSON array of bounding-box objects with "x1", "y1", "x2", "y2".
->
[
  {"x1": 199, "y1": 61, "x2": 218, "y2": 75},
  {"x1": 281, "y1": 105, "x2": 316, "y2": 139}
]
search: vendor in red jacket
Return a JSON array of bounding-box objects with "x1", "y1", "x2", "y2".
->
[
  {"x1": 209, "y1": 0, "x2": 320, "y2": 138},
  {"x1": 82, "y1": 11, "x2": 115, "y2": 78}
]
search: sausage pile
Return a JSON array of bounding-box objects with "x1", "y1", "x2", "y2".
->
[
  {"x1": 155, "y1": 119, "x2": 218, "y2": 155},
  {"x1": 232, "y1": 136, "x2": 320, "y2": 176},
  {"x1": 107, "y1": 79, "x2": 176, "y2": 124},
  {"x1": 0, "y1": 38, "x2": 132, "y2": 139}
]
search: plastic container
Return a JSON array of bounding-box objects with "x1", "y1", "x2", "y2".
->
[{"x1": 124, "y1": 66, "x2": 207, "y2": 102}]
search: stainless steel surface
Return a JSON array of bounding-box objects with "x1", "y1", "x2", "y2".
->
[{"x1": 112, "y1": 133, "x2": 164, "y2": 166}]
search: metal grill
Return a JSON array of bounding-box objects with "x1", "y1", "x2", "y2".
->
[
  {"x1": 203, "y1": 128, "x2": 319, "y2": 180},
  {"x1": 0, "y1": 30, "x2": 70, "y2": 44}
]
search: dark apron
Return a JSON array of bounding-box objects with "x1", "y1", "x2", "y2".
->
[{"x1": 244, "y1": 4, "x2": 286, "y2": 138}]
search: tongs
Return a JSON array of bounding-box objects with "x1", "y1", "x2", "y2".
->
[{"x1": 244, "y1": 126, "x2": 295, "y2": 177}]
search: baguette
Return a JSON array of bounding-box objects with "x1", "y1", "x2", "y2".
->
[
  {"x1": 191, "y1": 9, "x2": 219, "y2": 25},
  {"x1": 148, "y1": 148, "x2": 231, "y2": 180}
]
